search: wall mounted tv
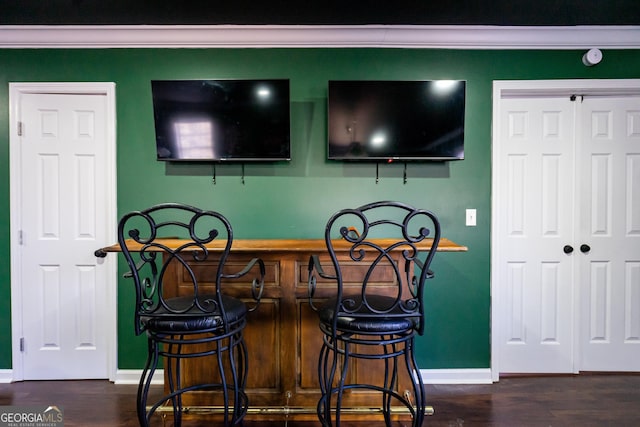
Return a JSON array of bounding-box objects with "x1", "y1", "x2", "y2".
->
[
  {"x1": 151, "y1": 79, "x2": 290, "y2": 162},
  {"x1": 328, "y1": 80, "x2": 466, "y2": 161}
]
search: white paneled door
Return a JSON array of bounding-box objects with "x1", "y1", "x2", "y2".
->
[
  {"x1": 493, "y1": 80, "x2": 640, "y2": 377},
  {"x1": 579, "y1": 96, "x2": 640, "y2": 370},
  {"x1": 11, "y1": 87, "x2": 116, "y2": 380},
  {"x1": 495, "y1": 96, "x2": 577, "y2": 373}
]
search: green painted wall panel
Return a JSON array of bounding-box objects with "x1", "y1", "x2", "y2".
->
[{"x1": 1, "y1": 47, "x2": 639, "y2": 371}]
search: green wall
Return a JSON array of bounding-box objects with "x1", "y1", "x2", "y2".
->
[{"x1": 1, "y1": 47, "x2": 639, "y2": 372}]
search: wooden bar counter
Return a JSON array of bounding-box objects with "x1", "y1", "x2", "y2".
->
[{"x1": 97, "y1": 238, "x2": 467, "y2": 422}]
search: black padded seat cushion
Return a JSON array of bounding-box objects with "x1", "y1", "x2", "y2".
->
[
  {"x1": 318, "y1": 295, "x2": 419, "y2": 334},
  {"x1": 141, "y1": 294, "x2": 247, "y2": 333}
]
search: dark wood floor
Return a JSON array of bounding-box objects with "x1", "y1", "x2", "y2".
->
[{"x1": 1, "y1": 374, "x2": 640, "y2": 426}]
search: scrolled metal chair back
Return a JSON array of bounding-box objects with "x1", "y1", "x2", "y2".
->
[
  {"x1": 118, "y1": 203, "x2": 234, "y2": 335},
  {"x1": 319, "y1": 201, "x2": 440, "y2": 335}
]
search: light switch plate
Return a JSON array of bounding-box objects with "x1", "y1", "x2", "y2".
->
[{"x1": 466, "y1": 209, "x2": 477, "y2": 226}]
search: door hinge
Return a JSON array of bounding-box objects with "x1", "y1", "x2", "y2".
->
[
  {"x1": 17, "y1": 121, "x2": 23, "y2": 136},
  {"x1": 18, "y1": 230, "x2": 23, "y2": 245},
  {"x1": 20, "y1": 337, "x2": 24, "y2": 352}
]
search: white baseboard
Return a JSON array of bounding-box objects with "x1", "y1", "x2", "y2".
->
[
  {"x1": 1, "y1": 368, "x2": 491, "y2": 386},
  {"x1": 421, "y1": 368, "x2": 493, "y2": 384},
  {"x1": 0, "y1": 369, "x2": 165, "y2": 385},
  {"x1": 0, "y1": 369, "x2": 14, "y2": 383},
  {"x1": 113, "y1": 369, "x2": 165, "y2": 385}
]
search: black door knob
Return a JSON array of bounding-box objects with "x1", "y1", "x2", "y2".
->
[
  {"x1": 563, "y1": 245, "x2": 574, "y2": 254},
  {"x1": 580, "y1": 244, "x2": 591, "y2": 253}
]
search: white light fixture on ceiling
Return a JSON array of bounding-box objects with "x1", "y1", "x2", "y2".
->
[{"x1": 582, "y1": 48, "x2": 603, "y2": 66}]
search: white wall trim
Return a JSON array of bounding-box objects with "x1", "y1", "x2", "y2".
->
[
  {"x1": 0, "y1": 369, "x2": 14, "y2": 383},
  {"x1": 5, "y1": 367, "x2": 491, "y2": 386},
  {"x1": 420, "y1": 368, "x2": 493, "y2": 384},
  {"x1": 0, "y1": 25, "x2": 638, "y2": 49},
  {"x1": 114, "y1": 369, "x2": 164, "y2": 385},
  {"x1": 1, "y1": 369, "x2": 163, "y2": 385},
  {"x1": 0, "y1": 368, "x2": 499, "y2": 386}
]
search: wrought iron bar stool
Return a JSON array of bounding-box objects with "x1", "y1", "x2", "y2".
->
[
  {"x1": 118, "y1": 203, "x2": 265, "y2": 426},
  {"x1": 308, "y1": 201, "x2": 440, "y2": 426}
]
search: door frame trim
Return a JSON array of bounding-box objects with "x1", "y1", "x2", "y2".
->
[
  {"x1": 491, "y1": 78, "x2": 640, "y2": 382},
  {"x1": 9, "y1": 82, "x2": 118, "y2": 382}
]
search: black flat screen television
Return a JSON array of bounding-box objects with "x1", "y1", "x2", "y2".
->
[
  {"x1": 328, "y1": 80, "x2": 466, "y2": 161},
  {"x1": 151, "y1": 79, "x2": 290, "y2": 162}
]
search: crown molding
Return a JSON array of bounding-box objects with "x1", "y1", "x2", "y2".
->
[{"x1": 0, "y1": 25, "x2": 638, "y2": 49}]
